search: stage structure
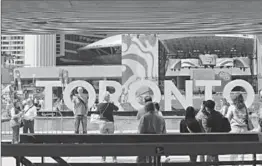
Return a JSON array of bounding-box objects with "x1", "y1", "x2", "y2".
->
[{"x1": 12, "y1": 34, "x2": 262, "y2": 113}]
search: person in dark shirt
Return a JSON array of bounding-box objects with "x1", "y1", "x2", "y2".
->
[
  {"x1": 206, "y1": 100, "x2": 224, "y2": 133},
  {"x1": 205, "y1": 100, "x2": 222, "y2": 165},
  {"x1": 180, "y1": 106, "x2": 202, "y2": 162},
  {"x1": 96, "y1": 91, "x2": 119, "y2": 163}
]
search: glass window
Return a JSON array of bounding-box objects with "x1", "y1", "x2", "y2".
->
[{"x1": 16, "y1": 61, "x2": 23, "y2": 64}]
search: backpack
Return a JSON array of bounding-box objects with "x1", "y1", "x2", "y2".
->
[{"x1": 220, "y1": 115, "x2": 231, "y2": 132}]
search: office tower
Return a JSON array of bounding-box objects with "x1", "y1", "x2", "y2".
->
[
  {"x1": 56, "y1": 34, "x2": 65, "y2": 57},
  {"x1": 1, "y1": 35, "x2": 25, "y2": 65}
]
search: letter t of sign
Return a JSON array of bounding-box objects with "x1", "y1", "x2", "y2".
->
[{"x1": 195, "y1": 80, "x2": 221, "y2": 100}]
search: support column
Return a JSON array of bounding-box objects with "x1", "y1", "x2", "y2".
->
[{"x1": 257, "y1": 35, "x2": 262, "y2": 91}]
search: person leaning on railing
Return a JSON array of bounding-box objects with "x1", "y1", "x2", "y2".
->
[
  {"x1": 226, "y1": 94, "x2": 254, "y2": 165},
  {"x1": 180, "y1": 106, "x2": 202, "y2": 163},
  {"x1": 195, "y1": 101, "x2": 209, "y2": 162},
  {"x1": 154, "y1": 102, "x2": 170, "y2": 162},
  {"x1": 137, "y1": 101, "x2": 167, "y2": 164}
]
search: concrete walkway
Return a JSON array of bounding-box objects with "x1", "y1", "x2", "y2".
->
[{"x1": 3, "y1": 155, "x2": 262, "y2": 166}]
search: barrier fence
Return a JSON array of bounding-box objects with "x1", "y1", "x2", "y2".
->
[
  {"x1": 2, "y1": 133, "x2": 262, "y2": 166},
  {"x1": 1, "y1": 116, "x2": 184, "y2": 141}
]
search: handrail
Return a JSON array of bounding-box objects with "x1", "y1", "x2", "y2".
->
[
  {"x1": 19, "y1": 133, "x2": 262, "y2": 144},
  {"x1": 2, "y1": 142, "x2": 262, "y2": 156}
]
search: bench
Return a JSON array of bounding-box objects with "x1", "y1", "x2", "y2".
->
[{"x1": 2, "y1": 133, "x2": 262, "y2": 166}]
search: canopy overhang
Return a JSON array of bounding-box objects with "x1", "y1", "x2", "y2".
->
[{"x1": 78, "y1": 35, "x2": 122, "y2": 51}]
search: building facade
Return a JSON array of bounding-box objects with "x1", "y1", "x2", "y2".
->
[
  {"x1": 56, "y1": 34, "x2": 65, "y2": 57},
  {"x1": 1, "y1": 35, "x2": 25, "y2": 65},
  {"x1": 24, "y1": 34, "x2": 57, "y2": 67}
]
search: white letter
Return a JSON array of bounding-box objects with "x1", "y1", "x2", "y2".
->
[
  {"x1": 195, "y1": 80, "x2": 221, "y2": 100},
  {"x1": 36, "y1": 80, "x2": 62, "y2": 111},
  {"x1": 63, "y1": 80, "x2": 96, "y2": 111},
  {"x1": 223, "y1": 79, "x2": 255, "y2": 108},
  {"x1": 164, "y1": 80, "x2": 193, "y2": 111},
  {"x1": 128, "y1": 80, "x2": 161, "y2": 110}
]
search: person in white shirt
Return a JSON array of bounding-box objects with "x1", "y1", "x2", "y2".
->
[
  {"x1": 22, "y1": 95, "x2": 37, "y2": 134},
  {"x1": 72, "y1": 87, "x2": 89, "y2": 134}
]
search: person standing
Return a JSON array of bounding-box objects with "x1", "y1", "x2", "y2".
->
[
  {"x1": 154, "y1": 102, "x2": 170, "y2": 162},
  {"x1": 205, "y1": 100, "x2": 224, "y2": 165},
  {"x1": 195, "y1": 101, "x2": 209, "y2": 162},
  {"x1": 23, "y1": 97, "x2": 37, "y2": 134},
  {"x1": 72, "y1": 87, "x2": 89, "y2": 134},
  {"x1": 96, "y1": 91, "x2": 119, "y2": 163},
  {"x1": 10, "y1": 101, "x2": 24, "y2": 143},
  {"x1": 138, "y1": 102, "x2": 166, "y2": 164},
  {"x1": 226, "y1": 94, "x2": 253, "y2": 165},
  {"x1": 136, "y1": 97, "x2": 155, "y2": 163},
  {"x1": 136, "y1": 96, "x2": 153, "y2": 120},
  {"x1": 180, "y1": 106, "x2": 202, "y2": 163}
]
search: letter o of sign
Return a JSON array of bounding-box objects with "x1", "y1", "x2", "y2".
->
[
  {"x1": 63, "y1": 80, "x2": 96, "y2": 112},
  {"x1": 128, "y1": 80, "x2": 161, "y2": 110},
  {"x1": 223, "y1": 79, "x2": 255, "y2": 108}
]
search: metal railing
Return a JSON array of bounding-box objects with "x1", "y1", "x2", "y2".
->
[{"x1": 2, "y1": 133, "x2": 262, "y2": 166}]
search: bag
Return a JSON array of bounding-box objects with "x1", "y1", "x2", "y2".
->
[
  {"x1": 221, "y1": 116, "x2": 231, "y2": 132},
  {"x1": 20, "y1": 105, "x2": 33, "y2": 128},
  {"x1": 90, "y1": 114, "x2": 103, "y2": 124},
  {"x1": 90, "y1": 103, "x2": 109, "y2": 124}
]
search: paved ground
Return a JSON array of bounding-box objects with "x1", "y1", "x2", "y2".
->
[{"x1": 3, "y1": 155, "x2": 262, "y2": 166}]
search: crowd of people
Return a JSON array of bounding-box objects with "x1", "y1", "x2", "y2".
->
[
  {"x1": 6, "y1": 85, "x2": 262, "y2": 164},
  {"x1": 70, "y1": 86, "x2": 261, "y2": 164}
]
